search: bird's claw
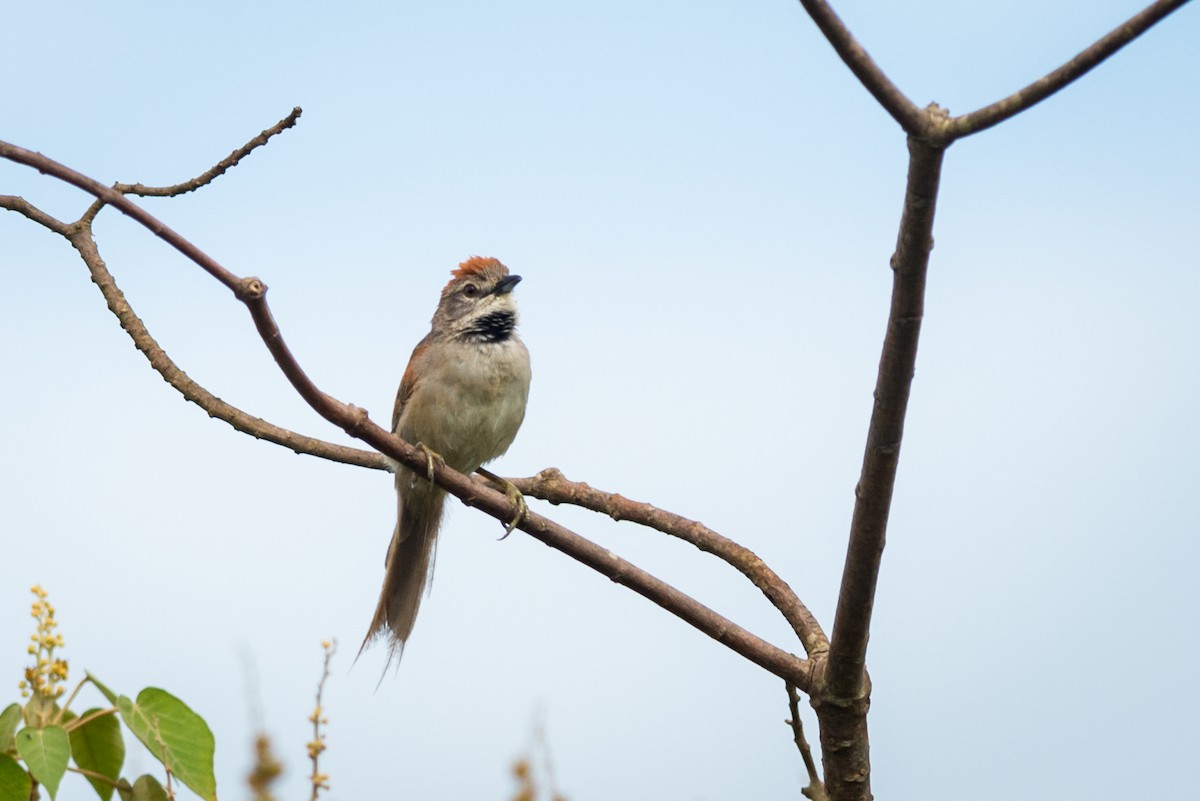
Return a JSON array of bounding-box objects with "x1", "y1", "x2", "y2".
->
[
  {"x1": 477, "y1": 467, "x2": 527, "y2": 539},
  {"x1": 416, "y1": 443, "x2": 444, "y2": 482},
  {"x1": 499, "y1": 488, "x2": 527, "y2": 540}
]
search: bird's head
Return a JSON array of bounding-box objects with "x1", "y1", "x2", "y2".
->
[{"x1": 432, "y1": 256, "x2": 522, "y2": 343}]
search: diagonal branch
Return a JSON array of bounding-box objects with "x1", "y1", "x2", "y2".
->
[
  {"x1": 794, "y1": 0, "x2": 926, "y2": 135},
  {"x1": 7, "y1": 179, "x2": 829, "y2": 663},
  {"x1": 69, "y1": 226, "x2": 382, "y2": 469},
  {"x1": 0, "y1": 141, "x2": 243, "y2": 292},
  {"x1": 1, "y1": 139, "x2": 816, "y2": 693},
  {"x1": 0, "y1": 195, "x2": 72, "y2": 235},
  {"x1": 948, "y1": 0, "x2": 1193, "y2": 139},
  {"x1": 123, "y1": 107, "x2": 302, "y2": 198},
  {"x1": 511, "y1": 468, "x2": 829, "y2": 657},
  {"x1": 79, "y1": 107, "x2": 302, "y2": 225}
]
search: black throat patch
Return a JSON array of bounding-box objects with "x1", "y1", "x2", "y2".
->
[{"x1": 465, "y1": 310, "x2": 516, "y2": 343}]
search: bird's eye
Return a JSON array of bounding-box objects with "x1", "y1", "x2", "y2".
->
[{"x1": 462, "y1": 283, "x2": 479, "y2": 298}]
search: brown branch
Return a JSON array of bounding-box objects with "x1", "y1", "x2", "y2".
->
[
  {"x1": 813, "y1": 137, "x2": 944, "y2": 801},
  {"x1": 510, "y1": 468, "x2": 829, "y2": 657},
  {"x1": 3, "y1": 110, "x2": 380, "y2": 470},
  {"x1": 2, "y1": 186, "x2": 385, "y2": 471},
  {"x1": 0, "y1": 141, "x2": 242, "y2": 293},
  {"x1": 793, "y1": 0, "x2": 927, "y2": 136},
  {"x1": 79, "y1": 107, "x2": 302, "y2": 225},
  {"x1": 1, "y1": 138, "x2": 816, "y2": 693},
  {"x1": 69, "y1": 226, "x2": 383, "y2": 469},
  {"x1": 947, "y1": 0, "x2": 1192, "y2": 139},
  {"x1": 0, "y1": 195, "x2": 71, "y2": 235},
  {"x1": 123, "y1": 107, "x2": 302, "y2": 198},
  {"x1": 238, "y1": 279, "x2": 815, "y2": 688},
  {"x1": 787, "y1": 683, "x2": 827, "y2": 801},
  {"x1": 827, "y1": 136, "x2": 943, "y2": 698}
]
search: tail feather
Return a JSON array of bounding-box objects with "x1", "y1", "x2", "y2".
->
[{"x1": 359, "y1": 487, "x2": 445, "y2": 673}]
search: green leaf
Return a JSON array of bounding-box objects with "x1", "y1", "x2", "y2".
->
[
  {"x1": 129, "y1": 775, "x2": 168, "y2": 801},
  {"x1": 88, "y1": 675, "x2": 119, "y2": 707},
  {"x1": 15, "y1": 726, "x2": 69, "y2": 800},
  {"x1": 0, "y1": 754, "x2": 32, "y2": 801},
  {"x1": 69, "y1": 710, "x2": 124, "y2": 801},
  {"x1": 115, "y1": 778, "x2": 133, "y2": 801},
  {"x1": 0, "y1": 705, "x2": 20, "y2": 753},
  {"x1": 117, "y1": 689, "x2": 215, "y2": 801}
]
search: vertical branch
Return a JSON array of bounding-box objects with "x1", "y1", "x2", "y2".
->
[
  {"x1": 827, "y1": 135, "x2": 944, "y2": 698},
  {"x1": 814, "y1": 136, "x2": 944, "y2": 801}
]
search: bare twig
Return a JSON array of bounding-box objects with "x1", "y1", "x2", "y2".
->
[
  {"x1": 122, "y1": 107, "x2": 302, "y2": 198},
  {"x1": 787, "y1": 683, "x2": 827, "y2": 801},
  {"x1": 948, "y1": 0, "x2": 1192, "y2": 139},
  {"x1": 79, "y1": 107, "x2": 302, "y2": 224},
  {"x1": 793, "y1": 0, "x2": 926, "y2": 135},
  {"x1": 307, "y1": 640, "x2": 335, "y2": 801},
  {"x1": 0, "y1": 195, "x2": 71, "y2": 235},
  {"x1": 510, "y1": 468, "x2": 829, "y2": 657}
]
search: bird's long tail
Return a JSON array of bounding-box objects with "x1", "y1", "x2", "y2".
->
[{"x1": 360, "y1": 482, "x2": 445, "y2": 672}]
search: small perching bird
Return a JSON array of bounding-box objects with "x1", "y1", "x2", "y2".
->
[{"x1": 361, "y1": 257, "x2": 532, "y2": 670}]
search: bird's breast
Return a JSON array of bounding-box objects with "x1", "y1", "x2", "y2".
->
[{"x1": 396, "y1": 338, "x2": 531, "y2": 475}]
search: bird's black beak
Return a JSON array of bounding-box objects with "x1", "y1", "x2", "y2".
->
[{"x1": 494, "y1": 275, "x2": 522, "y2": 295}]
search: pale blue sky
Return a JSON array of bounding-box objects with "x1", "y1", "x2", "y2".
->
[{"x1": 2, "y1": 2, "x2": 1198, "y2": 799}]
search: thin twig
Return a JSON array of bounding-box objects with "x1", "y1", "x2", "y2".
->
[
  {"x1": 66, "y1": 766, "x2": 122, "y2": 790},
  {"x1": 786, "y1": 683, "x2": 827, "y2": 801},
  {"x1": 509, "y1": 468, "x2": 828, "y2": 657},
  {"x1": 63, "y1": 707, "x2": 117, "y2": 733},
  {"x1": 79, "y1": 107, "x2": 302, "y2": 225},
  {"x1": 948, "y1": 0, "x2": 1192, "y2": 139},
  {"x1": 793, "y1": 0, "x2": 927, "y2": 135},
  {"x1": 54, "y1": 674, "x2": 94, "y2": 725},
  {"x1": 308, "y1": 640, "x2": 335, "y2": 801},
  {"x1": 120, "y1": 107, "x2": 302, "y2": 197},
  {"x1": 0, "y1": 195, "x2": 71, "y2": 235}
]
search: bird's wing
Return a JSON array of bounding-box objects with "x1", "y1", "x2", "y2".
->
[{"x1": 393, "y1": 335, "x2": 431, "y2": 432}]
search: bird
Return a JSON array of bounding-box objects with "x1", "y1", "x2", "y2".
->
[{"x1": 361, "y1": 256, "x2": 532, "y2": 670}]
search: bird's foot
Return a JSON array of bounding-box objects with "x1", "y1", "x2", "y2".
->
[
  {"x1": 477, "y1": 467, "x2": 527, "y2": 539},
  {"x1": 416, "y1": 443, "x2": 445, "y2": 482}
]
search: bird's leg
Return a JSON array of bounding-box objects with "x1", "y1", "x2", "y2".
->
[
  {"x1": 476, "y1": 467, "x2": 527, "y2": 539},
  {"x1": 416, "y1": 443, "x2": 444, "y2": 482}
]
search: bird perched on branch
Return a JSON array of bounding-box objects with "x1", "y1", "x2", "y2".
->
[{"x1": 362, "y1": 256, "x2": 531, "y2": 669}]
